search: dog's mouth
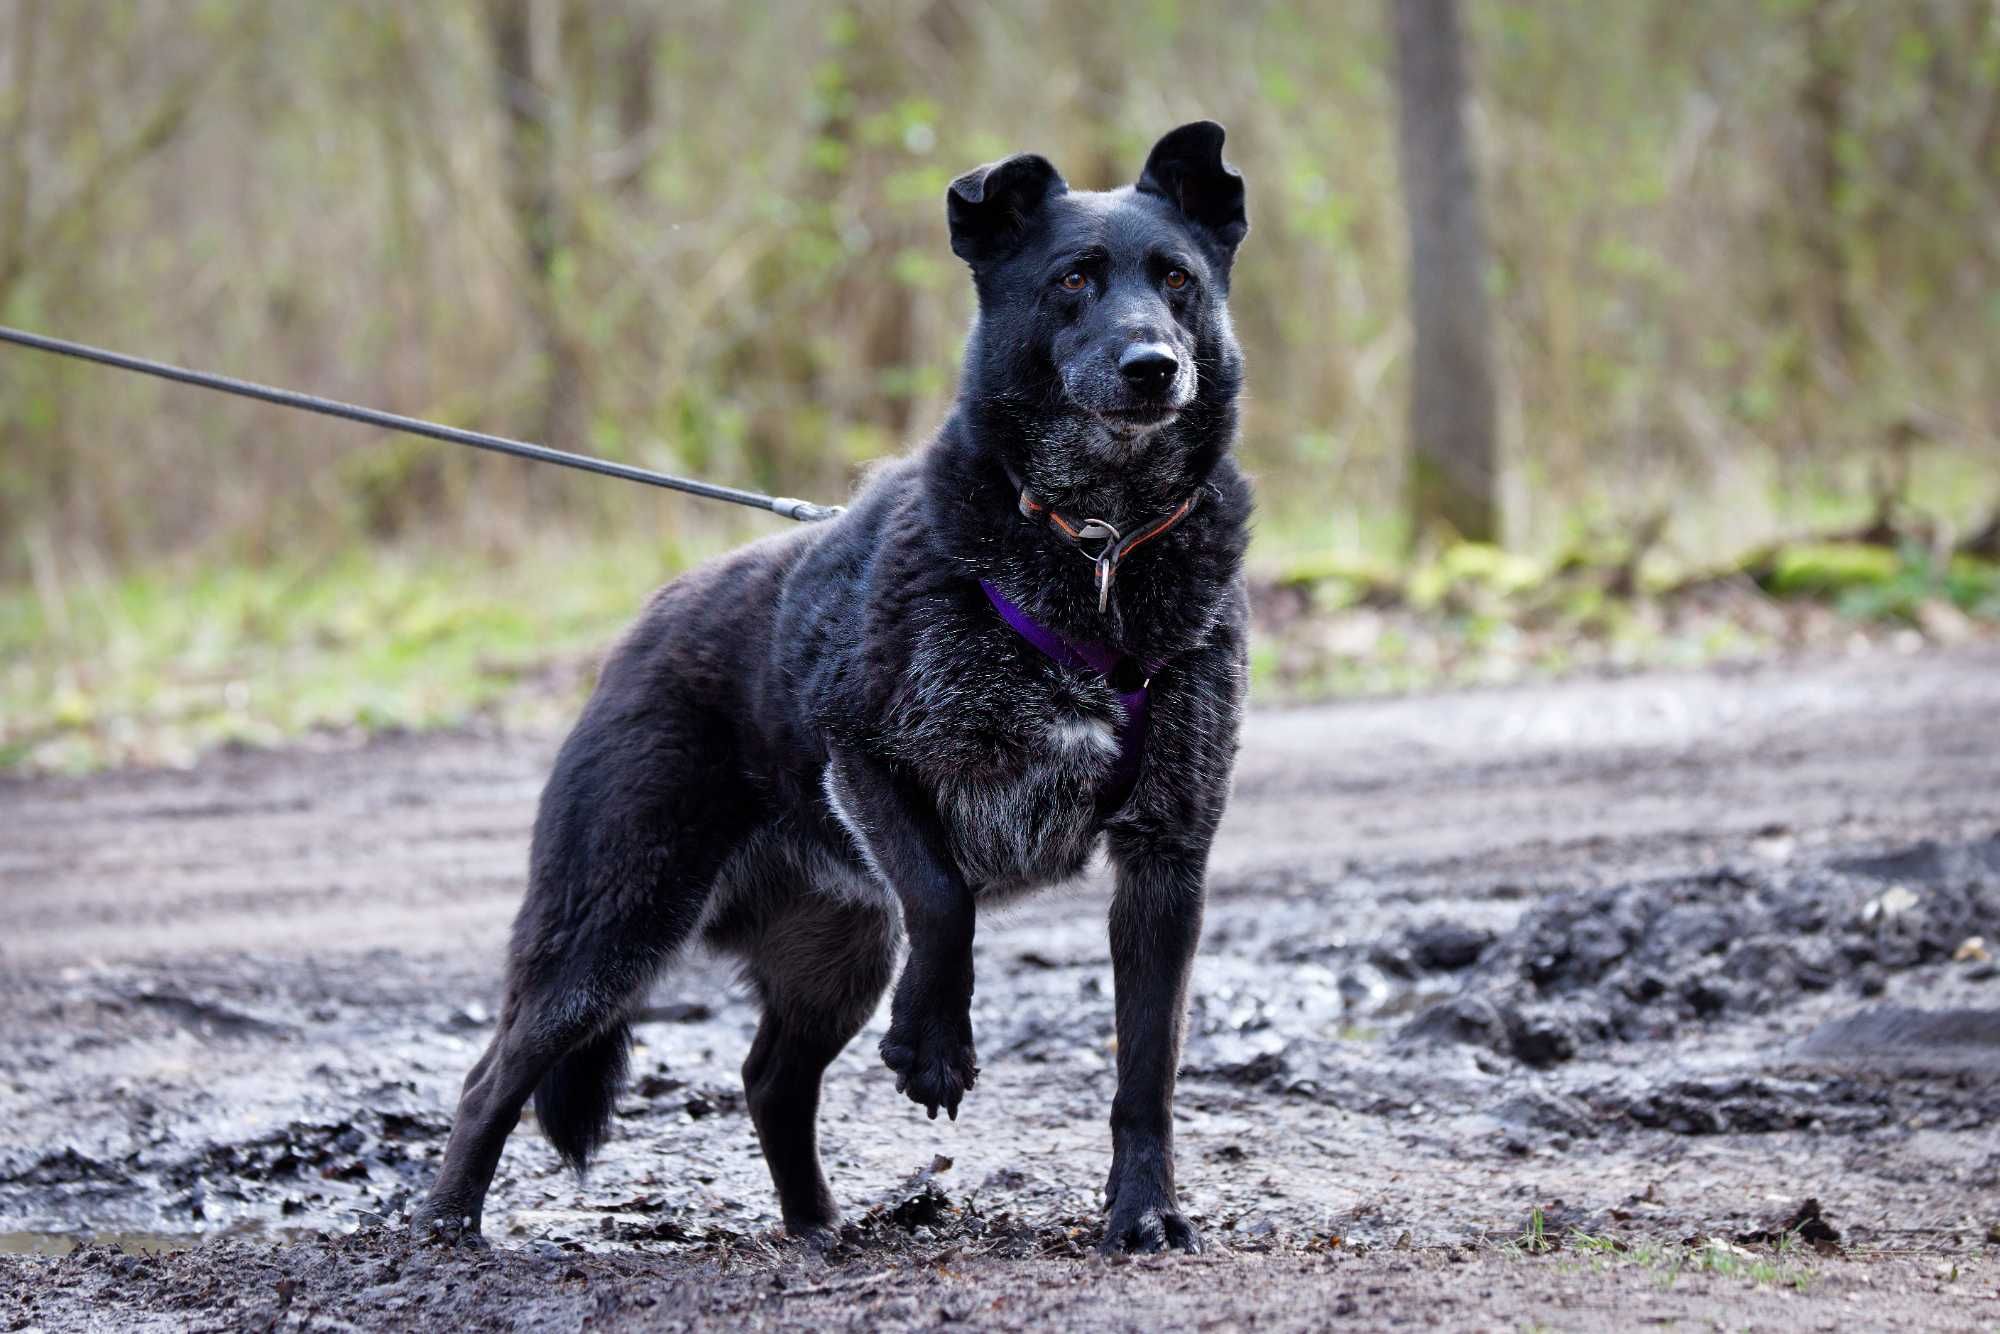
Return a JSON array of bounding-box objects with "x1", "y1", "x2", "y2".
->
[
  {"x1": 1056, "y1": 363, "x2": 1192, "y2": 439},
  {"x1": 1090, "y1": 402, "x2": 1182, "y2": 435}
]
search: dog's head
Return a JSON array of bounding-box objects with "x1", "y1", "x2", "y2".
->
[{"x1": 948, "y1": 122, "x2": 1247, "y2": 478}]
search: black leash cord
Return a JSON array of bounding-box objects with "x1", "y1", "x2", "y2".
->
[{"x1": 0, "y1": 324, "x2": 842, "y2": 523}]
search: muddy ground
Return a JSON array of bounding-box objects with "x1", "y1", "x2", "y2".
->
[{"x1": 4, "y1": 645, "x2": 2000, "y2": 1330}]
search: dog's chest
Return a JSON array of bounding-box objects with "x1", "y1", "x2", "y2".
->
[
  {"x1": 941, "y1": 709, "x2": 1121, "y2": 894},
  {"x1": 898, "y1": 660, "x2": 1129, "y2": 895}
]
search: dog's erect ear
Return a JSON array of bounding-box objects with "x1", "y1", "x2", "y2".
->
[
  {"x1": 947, "y1": 153, "x2": 1068, "y2": 265},
  {"x1": 1137, "y1": 121, "x2": 1248, "y2": 257}
]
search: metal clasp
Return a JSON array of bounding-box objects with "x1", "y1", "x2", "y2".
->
[
  {"x1": 1072, "y1": 517, "x2": 1121, "y2": 554},
  {"x1": 1074, "y1": 518, "x2": 1122, "y2": 612}
]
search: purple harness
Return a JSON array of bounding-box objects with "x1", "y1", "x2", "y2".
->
[{"x1": 978, "y1": 578, "x2": 1155, "y2": 819}]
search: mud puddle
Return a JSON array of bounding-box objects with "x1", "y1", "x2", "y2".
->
[{"x1": 0, "y1": 1223, "x2": 319, "y2": 1259}]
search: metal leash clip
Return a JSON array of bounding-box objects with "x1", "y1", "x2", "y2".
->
[
  {"x1": 1094, "y1": 553, "x2": 1117, "y2": 612},
  {"x1": 1072, "y1": 518, "x2": 1123, "y2": 612}
]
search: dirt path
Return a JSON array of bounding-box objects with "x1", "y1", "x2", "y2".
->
[{"x1": 5, "y1": 646, "x2": 2000, "y2": 1330}]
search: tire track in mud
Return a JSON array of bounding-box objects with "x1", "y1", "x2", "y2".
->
[{"x1": 6, "y1": 648, "x2": 1996, "y2": 963}]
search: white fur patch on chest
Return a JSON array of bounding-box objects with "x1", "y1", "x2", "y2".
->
[
  {"x1": 938, "y1": 742, "x2": 1106, "y2": 896},
  {"x1": 1047, "y1": 713, "x2": 1119, "y2": 755}
]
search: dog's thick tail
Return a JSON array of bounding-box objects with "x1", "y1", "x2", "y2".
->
[{"x1": 533, "y1": 1020, "x2": 631, "y2": 1174}]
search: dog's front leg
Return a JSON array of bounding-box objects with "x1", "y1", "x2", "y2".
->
[
  {"x1": 1100, "y1": 838, "x2": 1208, "y2": 1253},
  {"x1": 826, "y1": 751, "x2": 979, "y2": 1119}
]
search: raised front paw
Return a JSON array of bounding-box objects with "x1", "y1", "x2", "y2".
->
[
  {"x1": 878, "y1": 1019, "x2": 978, "y2": 1120},
  {"x1": 1100, "y1": 1199, "x2": 1202, "y2": 1255}
]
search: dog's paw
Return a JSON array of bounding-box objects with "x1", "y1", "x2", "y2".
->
[
  {"x1": 1099, "y1": 1204, "x2": 1202, "y2": 1256},
  {"x1": 407, "y1": 1201, "x2": 490, "y2": 1249},
  {"x1": 878, "y1": 1022, "x2": 979, "y2": 1120},
  {"x1": 783, "y1": 1220, "x2": 846, "y2": 1254}
]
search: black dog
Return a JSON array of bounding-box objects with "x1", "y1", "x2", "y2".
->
[{"x1": 411, "y1": 122, "x2": 1251, "y2": 1255}]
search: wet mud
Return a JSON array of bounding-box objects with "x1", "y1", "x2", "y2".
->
[{"x1": 4, "y1": 646, "x2": 2000, "y2": 1329}]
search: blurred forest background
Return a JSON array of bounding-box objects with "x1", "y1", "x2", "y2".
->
[{"x1": 3, "y1": 0, "x2": 1999, "y2": 769}]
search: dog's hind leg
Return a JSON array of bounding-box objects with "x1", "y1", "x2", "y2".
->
[
  {"x1": 410, "y1": 754, "x2": 743, "y2": 1246},
  {"x1": 737, "y1": 893, "x2": 898, "y2": 1241}
]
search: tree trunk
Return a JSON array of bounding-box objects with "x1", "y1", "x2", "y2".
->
[
  {"x1": 486, "y1": 0, "x2": 586, "y2": 454},
  {"x1": 1389, "y1": 0, "x2": 1500, "y2": 546},
  {"x1": 1798, "y1": 0, "x2": 1851, "y2": 369},
  {"x1": 0, "y1": 0, "x2": 43, "y2": 313}
]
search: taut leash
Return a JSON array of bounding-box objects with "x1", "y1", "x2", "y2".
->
[{"x1": 0, "y1": 324, "x2": 842, "y2": 523}]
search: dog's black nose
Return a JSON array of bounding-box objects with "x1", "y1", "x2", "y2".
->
[{"x1": 1118, "y1": 342, "x2": 1180, "y2": 392}]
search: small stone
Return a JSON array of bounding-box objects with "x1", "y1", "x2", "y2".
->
[{"x1": 1861, "y1": 886, "x2": 1920, "y2": 922}]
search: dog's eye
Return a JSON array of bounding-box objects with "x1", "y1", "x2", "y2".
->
[
  {"x1": 1060, "y1": 271, "x2": 1087, "y2": 292},
  {"x1": 1164, "y1": 268, "x2": 1190, "y2": 291}
]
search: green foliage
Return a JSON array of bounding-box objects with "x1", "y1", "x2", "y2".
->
[
  {"x1": 1252, "y1": 532, "x2": 1997, "y2": 701},
  {"x1": 1833, "y1": 550, "x2": 2000, "y2": 622},
  {"x1": 9, "y1": 516, "x2": 1990, "y2": 774},
  {"x1": 1511, "y1": 1224, "x2": 1817, "y2": 1293},
  {"x1": 1, "y1": 0, "x2": 1997, "y2": 577},
  {"x1": 1762, "y1": 543, "x2": 2000, "y2": 619},
  {"x1": 1506, "y1": 1207, "x2": 1557, "y2": 1257},
  {"x1": 1762, "y1": 542, "x2": 1905, "y2": 597},
  {"x1": 5, "y1": 0, "x2": 2000, "y2": 769},
  {"x1": 0, "y1": 535, "x2": 730, "y2": 773},
  {"x1": 1407, "y1": 543, "x2": 1544, "y2": 608}
]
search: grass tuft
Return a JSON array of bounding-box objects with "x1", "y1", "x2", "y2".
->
[
  {"x1": 0, "y1": 533, "x2": 732, "y2": 773},
  {"x1": 1509, "y1": 1224, "x2": 1817, "y2": 1294}
]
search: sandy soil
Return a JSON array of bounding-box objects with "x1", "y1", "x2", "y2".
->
[{"x1": 4, "y1": 644, "x2": 2000, "y2": 1330}]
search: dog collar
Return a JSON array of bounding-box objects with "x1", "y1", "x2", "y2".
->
[
  {"x1": 978, "y1": 577, "x2": 1156, "y2": 818},
  {"x1": 1012, "y1": 481, "x2": 1200, "y2": 613}
]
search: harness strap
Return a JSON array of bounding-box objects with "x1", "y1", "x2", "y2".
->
[{"x1": 978, "y1": 578, "x2": 1155, "y2": 820}]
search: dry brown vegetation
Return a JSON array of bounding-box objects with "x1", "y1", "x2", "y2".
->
[{"x1": 3, "y1": 0, "x2": 1997, "y2": 580}]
